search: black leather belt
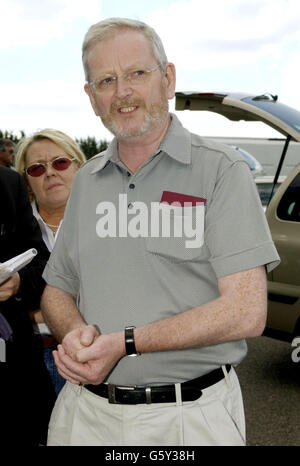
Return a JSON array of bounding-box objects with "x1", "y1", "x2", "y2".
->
[{"x1": 84, "y1": 364, "x2": 231, "y2": 405}]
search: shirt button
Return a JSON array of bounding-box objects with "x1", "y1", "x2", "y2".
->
[
  {"x1": 129, "y1": 183, "x2": 135, "y2": 189},
  {"x1": 127, "y1": 172, "x2": 131, "y2": 177}
]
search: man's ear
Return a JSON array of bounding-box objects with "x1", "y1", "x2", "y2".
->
[
  {"x1": 164, "y1": 62, "x2": 176, "y2": 100},
  {"x1": 84, "y1": 83, "x2": 100, "y2": 116}
]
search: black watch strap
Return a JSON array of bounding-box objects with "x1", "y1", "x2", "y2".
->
[{"x1": 125, "y1": 326, "x2": 140, "y2": 357}]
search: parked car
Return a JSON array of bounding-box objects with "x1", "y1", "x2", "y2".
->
[
  {"x1": 175, "y1": 91, "x2": 300, "y2": 186},
  {"x1": 175, "y1": 91, "x2": 300, "y2": 341},
  {"x1": 265, "y1": 164, "x2": 300, "y2": 341},
  {"x1": 231, "y1": 145, "x2": 264, "y2": 177}
]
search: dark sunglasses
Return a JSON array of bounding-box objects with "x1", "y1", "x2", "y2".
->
[{"x1": 25, "y1": 157, "x2": 76, "y2": 177}]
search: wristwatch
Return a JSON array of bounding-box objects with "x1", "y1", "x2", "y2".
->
[{"x1": 124, "y1": 326, "x2": 140, "y2": 357}]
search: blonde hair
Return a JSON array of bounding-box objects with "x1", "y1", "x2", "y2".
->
[
  {"x1": 15, "y1": 128, "x2": 86, "y2": 201},
  {"x1": 82, "y1": 17, "x2": 168, "y2": 82}
]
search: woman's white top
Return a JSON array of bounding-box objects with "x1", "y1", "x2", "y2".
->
[{"x1": 31, "y1": 201, "x2": 62, "y2": 252}]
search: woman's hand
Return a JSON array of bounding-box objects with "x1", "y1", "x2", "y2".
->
[{"x1": 0, "y1": 273, "x2": 20, "y2": 302}]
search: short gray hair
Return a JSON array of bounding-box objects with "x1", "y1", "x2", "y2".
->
[{"x1": 82, "y1": 17, "x2": 168, "y2": 82}]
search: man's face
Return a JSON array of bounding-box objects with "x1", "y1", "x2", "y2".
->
[
  {"x1": 84, "y1": 30, "x2": 175, "y2": 141},
  {"x1": 0, "y1": 144, "x2": 14, "y2": 167}
]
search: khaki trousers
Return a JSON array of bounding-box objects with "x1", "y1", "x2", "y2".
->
[{"x1": 47, "y1": 367, "x2": 245, "y2": 446}]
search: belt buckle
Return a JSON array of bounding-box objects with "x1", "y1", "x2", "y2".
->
[{"x1": 107, "y1": 384, "x2": 136, "y2": 404}]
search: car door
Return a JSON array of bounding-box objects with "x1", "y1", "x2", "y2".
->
[{"x1": 266, "y1": 165, "x2": 300, "y2": 338}]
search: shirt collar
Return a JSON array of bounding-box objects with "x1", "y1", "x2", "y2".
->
[
  {"x1": 90, "y1": 113, "x2": 192, "y2": 174},
  {"x1": 160, "y1": 113, "x2": 192, "y2": 165},
  {"x1": 90, "y1": 139, "x2": 118, "y2": 174},
  {"x1": 31, "y1": 199, "x2": 42, "y2": 222}
]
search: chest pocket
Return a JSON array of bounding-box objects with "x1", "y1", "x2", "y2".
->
[{"x1": 145, "y1": 204, "x2": 205, "y2": 262}]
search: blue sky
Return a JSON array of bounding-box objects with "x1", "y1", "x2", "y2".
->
[{"x1": 1, "y1": 0, "x2": 300, "y2": 142}]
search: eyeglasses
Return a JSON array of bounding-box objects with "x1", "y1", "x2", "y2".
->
[
  {"x1": 88, "y1": 64, "x2": 161, "y2": 93},
  {"x1": 25, "y1": 157, "x2": 76, "y2": 177}
]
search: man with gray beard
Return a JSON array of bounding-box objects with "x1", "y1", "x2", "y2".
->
[{"x1": 41, "y1": 18, "x2": 279, "y2": 446}]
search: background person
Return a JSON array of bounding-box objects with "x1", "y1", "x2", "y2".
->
[
  {"x1": 41, "y1": 18, "x2": 280, "y2": 446},
  {"x1": 0, "y1": 138, "x2": 15, "y2": 167},
  {"x1": 15, "y1": 129, "x2": 86, "y2": 396},
  {"x1": 0, "y1": 166, "x2": 55, "y2": 445}
]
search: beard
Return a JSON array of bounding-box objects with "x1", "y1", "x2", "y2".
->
[{"x1": 100, "y1": 94, "x2": 169, "y2": 140}]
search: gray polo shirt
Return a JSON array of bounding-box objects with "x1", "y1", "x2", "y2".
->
[{"x1": 43, "y1": 114, "x2": 280, "y2": 385}]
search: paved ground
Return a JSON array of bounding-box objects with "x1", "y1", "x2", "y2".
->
[{"x1": 235, "y1": 335, "x2": 300, "y2": 446}]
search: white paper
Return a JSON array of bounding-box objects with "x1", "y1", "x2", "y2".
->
[{"x1": 0, "y1": 248, "x2": 37, "y2": 285}]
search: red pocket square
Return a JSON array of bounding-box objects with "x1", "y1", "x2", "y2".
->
[{"x1": 160, "y1": 191, "x2": 206, "y2": 207}]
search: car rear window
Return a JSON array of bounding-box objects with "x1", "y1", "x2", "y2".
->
[{"x1": 241, "y1": 97, "x2": 300, "y2": 135}]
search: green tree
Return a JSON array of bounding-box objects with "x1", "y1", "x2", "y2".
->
[
  {"x1": 0, "y1": 130, "x2": 25, "y2": 144},
  {"x1": 76, "y1": 136, "x2": 108, "y2": 160},
  {"x1": 0, "y1": 129, "x2": 108, "y2": 160}
]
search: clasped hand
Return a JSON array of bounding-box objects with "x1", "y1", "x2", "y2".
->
[{"x1": 53, "y1": 325, "x2": 125, "y2": 386}]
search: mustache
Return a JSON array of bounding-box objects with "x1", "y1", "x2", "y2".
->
[{"x1": 110, "y1": 98, "x2": 145, "y2": 112}]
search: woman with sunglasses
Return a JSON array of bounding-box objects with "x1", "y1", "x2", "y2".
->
[{"x1": 15, "y1": 128, "x2": 86, "y2": 396}]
